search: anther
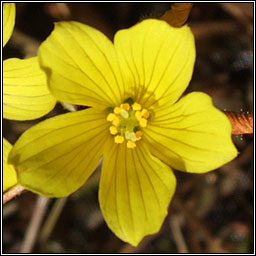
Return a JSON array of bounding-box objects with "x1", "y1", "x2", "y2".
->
[
  {"x1": 127, "y1": 140, "x2": 136, "y2": 149},
  {"x1": 135, "y1": 111, "x2": 142, "y2": 120},
  {"x1": 107, "y1": 101, "x2": 150, "y2": 148},
  {"x1": 109, "y1": 126, "x2": 118, "y2": 135},
  {"x1": 141, "y1": 109, "x2": 149, "y2": 119},
  {"x1": 114, "y1": 135, "x2": 124, "y2": 144},
  {"x1": 114, "y1": 107, "x2": 121, "y2": 114},
  {"x1": 136, "y1": 131, "x2": 143, "y2": 141},
  {"x1": 107, "y1": 113, "x2": 116, "y2": 122},
  {"x1": 132, "y1": 102, "x2": 142, "y2": 111},
  {"x1": 112, "y1": 116, "x2": 120, "y2": 126},
  {"x1": 139, "y1": 118, "x2": 147, "y2": 128},
  {"x1": 121, "y1": 103, "x2": 130, "y2": 111}
]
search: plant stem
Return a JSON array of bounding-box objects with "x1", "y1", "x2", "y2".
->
[
  {"x1": 20, "y1": 196, "x2": 51, "y2": 253},
  {"x1": 3, "y1": 184, "x2": 25, "y2": 205},
  {"x1": 39, "y1": 197, "x2": 68, "y2": 246}
]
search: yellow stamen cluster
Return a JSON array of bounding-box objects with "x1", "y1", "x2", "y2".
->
[{"x1": 106, "y1": 102, "x2": 149, "y2": 149}]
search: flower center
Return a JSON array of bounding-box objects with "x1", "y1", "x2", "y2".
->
[{"x1": 106, "y1": 101, "x2": 150, "y2": 149}]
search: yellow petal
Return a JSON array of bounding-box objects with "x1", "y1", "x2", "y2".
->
[
  {"x1": 144, "y1": 92, "x2": 238, "y2": 173},
  {"x1": 114, "y1": 19, "x2": 195, "y2": 109},
  {"x1": 3, "y1": 3, "x2": 15, "y2": 47},
  {"x1": 9, "y1": 108, "x2": 109, "y2": 197},
  {"x1": 3, "y1": 57, "x2": 56, "y2": 120},
  {"x1": 3, "y1": 138, "x2": 17, "y2": 192},
  {"x1": 99, "y1": 138, "x2": 176, "y2": 246},
  {"x1": 38, "y1": 21, "x2": 125, "y2": 109}
]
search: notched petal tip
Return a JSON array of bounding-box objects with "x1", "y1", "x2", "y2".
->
[
  {"x1": 145, "y1": 92, "x2": 238, "y2": 173},
  {"x1": 38, "y1": 20, "x2": 123, "y2": 108},
  {"x1": 114, "y1": 18, "x2": 196, "y2": 109},
  {"x1": 3, "y1": 57, "x2": 56, "y2": 121},
  {"x1": 8, "y1": 108, "x2": 108, "y2": 197},
  {"x1": 99, "y1": 141, "x2": 176, "y2": 245}
]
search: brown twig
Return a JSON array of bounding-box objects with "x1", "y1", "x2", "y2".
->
[
  {"x1": 160, "y1": 3, "x2": 194, "y2": 27},
  {"x1": 169, "y1": 214, "x2": 189, "y2": 253},
  {"x1": 39, "y1": 197, "x2": 68, "y2": 246},
  {"x1": 224, "y1": 111, "x2": 253, "y2": 134},
  {"x1": 20, "y1": 196, "x2": 51, "y2": 253},
  {"x1": 3, "y1": 184, "x2": 25, "y2": 205}
]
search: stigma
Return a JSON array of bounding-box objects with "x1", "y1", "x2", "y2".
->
[{"x1": 106, "y1": 101, "x2": 150, "y2": 149}]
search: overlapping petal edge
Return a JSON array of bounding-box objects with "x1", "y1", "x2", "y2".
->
[
  {"x1": 100, "y1": 137, "x2": 176, "y2": 245},
  {"x1": 8, "y1": 108, "x2": 109, "y2": 197},
  {"x1": 9, "y1": 19, "x2": 237, "y2": 246},
  {"x1": 3, "y1": 138, "x2": 17, "y2": 192},
  {"x1": 3, "y1": 57, "x2": 56, "y2": 120}
]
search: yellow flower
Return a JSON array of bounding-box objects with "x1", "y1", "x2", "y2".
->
[
  {"x1": 3, "y1": 3, "x2": 56, "y2": 192},
  {"x1": 9, "y1": 19, "x2": 237, "y2": 245}
]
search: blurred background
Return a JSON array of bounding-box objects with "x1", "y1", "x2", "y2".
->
[{"x1": 3, "y1": 2, "x2": 254, "y2": 253}]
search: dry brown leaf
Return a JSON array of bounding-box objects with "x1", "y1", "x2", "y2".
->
[{"x1": 160, "y1": 3, "x2": 193, "y2": 27}]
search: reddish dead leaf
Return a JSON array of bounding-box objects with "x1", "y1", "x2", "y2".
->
[
  {"x1": 224, "y1": 111, "x2": 253, "y2": 134},
  {"x1": 161, "y1": 3, "x2": 194, "y2": 27}
]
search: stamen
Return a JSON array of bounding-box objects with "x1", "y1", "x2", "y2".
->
[
  {"x1": 114, "y1": 135, "x2": 124, "y2": 144},
  {"x1": 112, "y1": 116, "x2": 120, "y2": 126},
  {"x1": 107, "y1": 101, "x2": 150, "y2": 148},
  {"x1": 114, "y1": 107, "x2": 121, "y2": 114},
  {"x1": 136, "y1": 131, "x2": 143, "y2": 141},
  {"x1": 135, "y1": 111, "x2": 142, "y2": 120},
  {"x1": 141, "y1": 109, "x2": 149, "y2": 119},
  {"x1": 132, "y1": 102, "x2": 142, "y2": 111},
  {"x1": 107, "y1": 113, "x2": 116, "y2": 122},
  {"x1": 139, "y1": 118, "x2": 147, "y2": 128},
  {"x1": 121, "y1": 103, "x2": 130, "y2": 111},
  {"x1": 127, "y1": 140, "x2": 136, "y2": 149},
  {"x1": 109, "y1": 126, "x2": 118, "y2": 135}
]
